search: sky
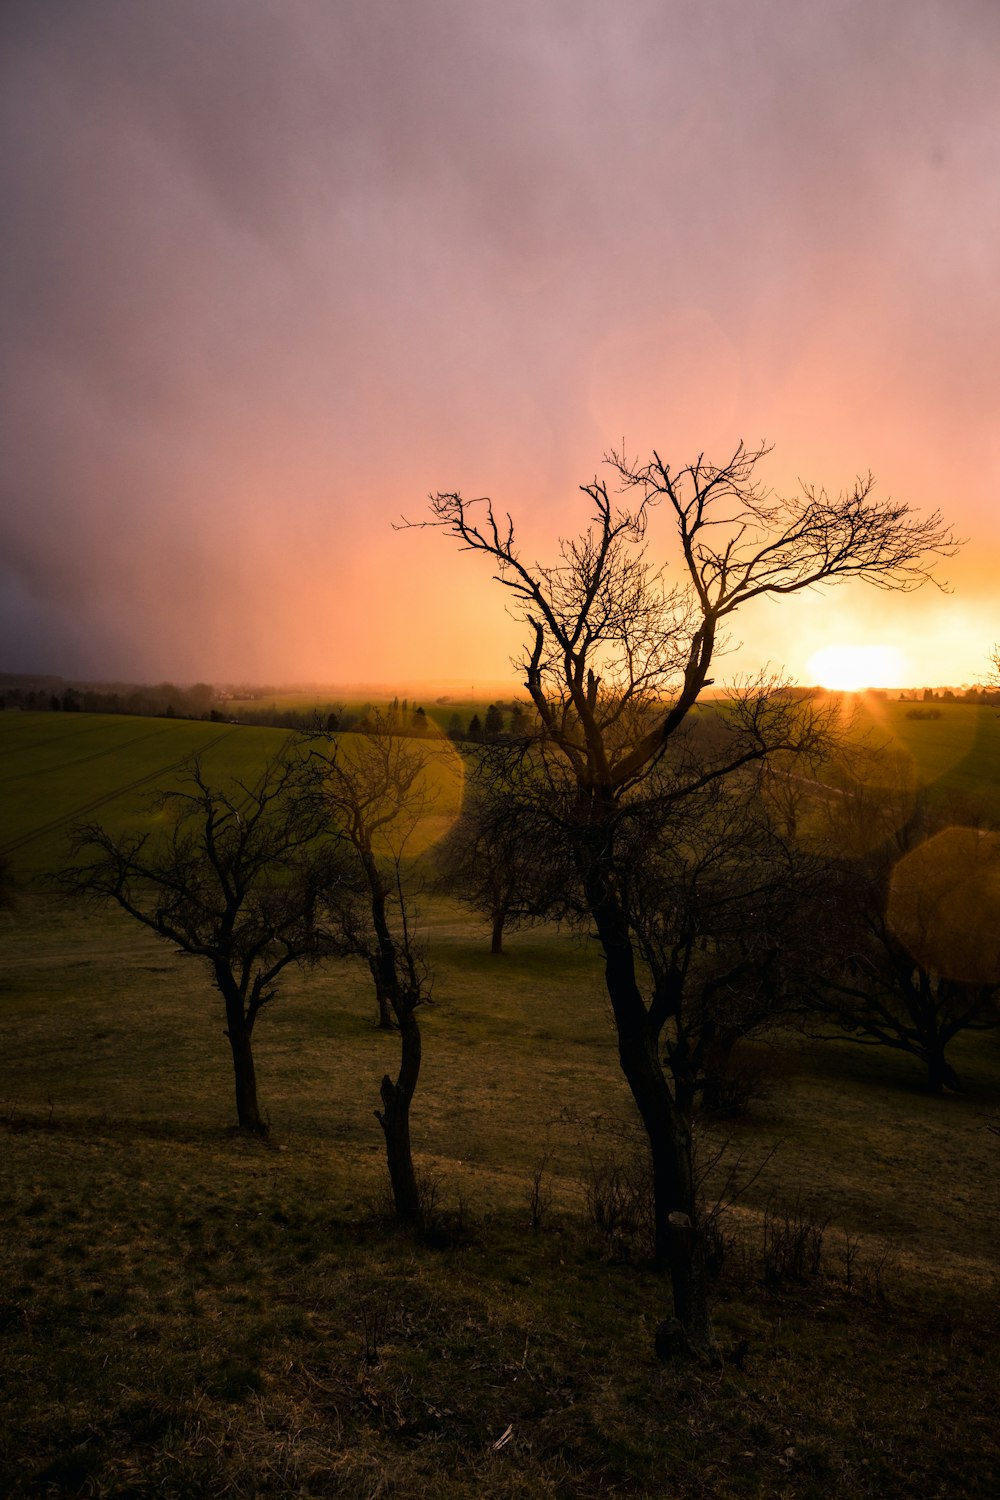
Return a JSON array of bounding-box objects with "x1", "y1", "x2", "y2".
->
[{"x1": 2, "y1": 0, "x2": 998, "y2": 692}]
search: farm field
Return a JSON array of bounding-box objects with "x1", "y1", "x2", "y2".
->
[
  {"x1": 2, "y1": 696, "x2": 996, "y2": 877},
  {"x1": 0, "y1": 713, "x2": 465, "y2": 881},
  {"x1": 227, "y1": 693, "x2": 1000, "y2": 813},
  {"x1": 844, "y1": 697, "x2": 1000, "y2": 818}
]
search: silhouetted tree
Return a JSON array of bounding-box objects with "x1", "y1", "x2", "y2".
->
[
  {"x1": 314, "y1": 721, "x2": 435, "y2": 1222},
  {"x1": 407, "y1": 440, "x2": 955, "y2": 1359},
  {"x1": 434, "y1": 758, "x2": 571, "y2": 953},
  {"x1": 508, "y1": 701, "x2": 530, "y2": 738},
  {"x1": 63, "y1": 746, "x2": 347, "y2": 1135},
  {"x1": 483, "y1": 702, "x2": 505, "y2": 739},
  {"x1": 622, "y1": 762, "x2": 819, "y2": 1116},
  {"x1": 805, "y1": 763, "x2": 1000, "y2": 1092}
]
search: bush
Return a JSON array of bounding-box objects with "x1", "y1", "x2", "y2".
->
[
  {"x1": 700, "y1": 1043, "x2": 793, "y2": 1118},
  {"x1": 582, "y1": 1139, "x2": 655, "y2": 1263}
]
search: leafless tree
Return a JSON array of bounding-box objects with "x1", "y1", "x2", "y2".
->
[
  {"x1": 314, "y1": 720, "x2": 435, "y2": 1223},
  {"x1": 433, "y1": 760, "x2": 571, "y2": 953},
  {"x1": 623, "y1": 763, "x2": 820, "y2": 1113},
  {"x1": 63, "y1": 745, "x2": 348, "y2": 1136},
  {"x1": 404, "y1": 440, "x2": 955, "y2": 1359},
  {"x1": 806, "y1": 762, "x2": 1000, "y2": 1093}
]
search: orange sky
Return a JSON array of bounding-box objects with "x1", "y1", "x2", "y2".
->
[{"x1": 2, "y1": 2, "x2": 998, "y2": 691}]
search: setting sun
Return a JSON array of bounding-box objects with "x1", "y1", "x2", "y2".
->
[{"x1": 806, "y1": 644, "x2": 906, "y2": 691}]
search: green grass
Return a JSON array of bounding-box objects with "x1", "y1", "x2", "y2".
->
[
  {"x1": 0, "y1": 714, "x2": 296, "y2": 880},
  {"x1": 4, "y1": 699, "x2": 994, "y2": 886},
  {"x1": 232, "y1": 693, "x2": 1000, "y2": 813},
  {"x1": 1, "y1": 893, "x2": 998, "y2": 1498},
  {"x1": 840, "y1": 698, "x2": 1000, "y2": 819},
  {"x1": 1, "y1": 704, "x2": 998, "y2": 1495},
  {"x1": 0, "y1": 713, "x2": 465, "y2": 881}
]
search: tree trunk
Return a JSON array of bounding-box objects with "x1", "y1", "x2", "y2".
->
[
  {"x1": 618, "y1": 1018, "x2": 718, "y2": 1359},
  {"x1": 368, "y1": 956, "x2": 395, "y2": 1029},
  {"x1": 363, "y1": 852, "x2": 423, "y2": 1222},
  {"x1": 225, "y1": 1018, "x2": 267, "y2": 1135},
  {"x1": 490, "y1": 907, "x2": 505, "y2": 955},
  {"x1": 701, "y1": 1027, "x2": 740, "y2": 1114},
  {"x1": 925, "y1": 1046, "x2": 960, "y2": 1094},
  {"x1": 587, "y1": 873, "x2": 718, "y2": 1360},
  {"x1": 375, "y1": 1003, "x2": 422, "y2": 1221}
]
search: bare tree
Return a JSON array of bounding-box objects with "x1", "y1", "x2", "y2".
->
[
  {"x1": 434, "y1": 761, "x2": 571, "y2": 953},
  {"x1": 405, "y1": 441, "x2": 955, "y2": 1359},
  {"x1": 623, "y1": 763, "x2": 819, "y2": 1115},
  {"x1": 63, "y1": 745, "x2": 347, "y2": 1136},
  {"x1": 806, "y1": 764, "x2": 1000, "y2": 1093},
  {"x1": 314, "y1": 721, "x2": 434, "y2": 1223}
]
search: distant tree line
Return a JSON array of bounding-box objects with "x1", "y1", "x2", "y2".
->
[
  {"x1": 901, "y1": 685, "x2": 1000, "y2": 704},
  {"x1": 0, "y1": 675, "x2": 537, "y2": 744},
  {"x1": 0, "y1": 678, "x2": 217, "y2": 719}
]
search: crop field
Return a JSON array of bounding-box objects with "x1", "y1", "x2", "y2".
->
[
  {"x1": 845, "y1": 698, "x2": 1000, "y2": 818},
  {"x1": 0, "y1": 713, "x2": 465, "y2": 881}
]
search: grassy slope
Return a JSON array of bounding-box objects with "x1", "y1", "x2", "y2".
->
[
  {"x1": 1, "y1": 706, "x2": 997, "y2": 1495},
  {"x1": 0, "y1": 715, "x2": 291, "y2": 880},
  {"x1": 1, "y1": 894, "x2": 998, "y2": 1499},
  {"x1": 0, "y1": 714, "x2": 465, "y2": 880},
  {"x1": 838, "y1": 698, "x2": 1000, "y2": 818}
]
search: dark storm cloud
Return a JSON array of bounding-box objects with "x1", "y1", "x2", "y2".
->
[{"x1": 2, "y1": 1, "x2": 998, "y2": 683}]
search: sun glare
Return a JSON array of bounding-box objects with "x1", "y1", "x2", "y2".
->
[{"x1": 806, "y1": 644, "x2": 906, "y2": 692}]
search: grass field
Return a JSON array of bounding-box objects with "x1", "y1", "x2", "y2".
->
[
  {"x1": 2, "y1": 889, "x2": 999, "y2": 1498},
  {"x1": 232, "y1": 693, "x2": 1000, "y2": 814},
  {"x1": 0, "y1": 713, "x2": 465, "y2": 881},
  {"x1": 1, "y1": 705, "x2": 998, "y2": 1496},
  {"x1": 843, "y1": 697, "x2": 1000, "y2": 818},
  {"x1": 2, "y1": 700, "x2": 995, "y2": 883}
]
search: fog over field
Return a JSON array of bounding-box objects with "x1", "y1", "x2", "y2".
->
[{"x1": 2, "y1": 1, "x2": 999, "y2": 688}]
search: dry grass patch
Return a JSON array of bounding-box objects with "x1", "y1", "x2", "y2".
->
[{"x1": 1, "y1": 896, "x2": 998, "y2": 1496}]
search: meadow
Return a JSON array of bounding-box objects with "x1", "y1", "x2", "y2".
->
[
  {"x1": 228, "y1": 691, "x2": 1000, "y2": 817},
  {"x1": 845, "y1": 696, "x2": 1000, "y2": 820},
  {"x1": 0, "y1": 713, "x2": 465, "y2": 881},
  {"x1": 1, "y1": 706, "x2": 998, "y2": 1497},
  {"x1": 4, "y1": 695, "x2": 991, "y2": 882}
]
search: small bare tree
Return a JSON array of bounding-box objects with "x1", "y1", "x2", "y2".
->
[
  {"x1": 806, "y1": 764, "x2": 1000, "y2": 1092},
  {"x1": 63, "y1": 745, "x2": 347, "y2": 1136},
  {"x1": 406, "y1": 441, "x2": 955, "y2": 1358},
  {"x1": 315, "y1": 721, "x2": 435, "y2": 1223},
  {"x1": 434, "y1": 763, "x2": 571, "y2": 953}
]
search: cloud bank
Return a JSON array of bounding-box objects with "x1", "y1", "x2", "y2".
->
[{"x1": 2, "y1": 0, "x2": 997, "y2": 686}]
